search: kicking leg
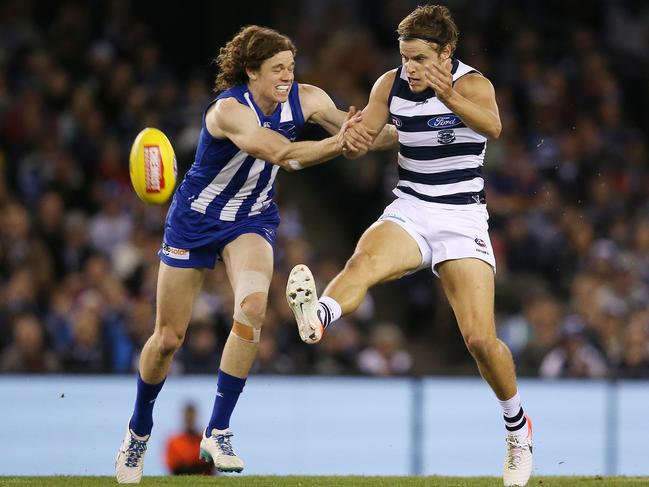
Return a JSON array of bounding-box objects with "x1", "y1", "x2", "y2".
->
[{"x1": 287, "y1": 220, "x2": 423, "y2": 343}]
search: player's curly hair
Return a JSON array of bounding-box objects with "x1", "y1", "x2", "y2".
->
[
  {"x1": 213, "y1": 25, "x2": 297, "y2": 92},
  {"x1": 397, "y1": 5, "x2": 459, "y2": 54}
]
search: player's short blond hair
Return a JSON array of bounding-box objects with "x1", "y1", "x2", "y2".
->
[
  {"x1": 214, "y1": 25, "x2": 296, "y2": 92},
  {"x1": 397, "y1": 5, "x2": 459, "y2": 54}
]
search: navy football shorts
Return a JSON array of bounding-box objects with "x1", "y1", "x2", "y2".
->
[{"x1": 158, "y1": 198, "x2": 280, "y2": 269}]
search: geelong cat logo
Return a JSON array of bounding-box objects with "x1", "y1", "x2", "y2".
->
[
  {"x1": 428, "y1": 115, "x2": 462, "y2": 129},
  {"x1": 437, "y1": 129, "x2": 456, "y2": 144}
]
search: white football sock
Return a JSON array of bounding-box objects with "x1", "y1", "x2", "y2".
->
[
  {"x1": 498, "y1": 391, "x2": 528, "y2": 437},
  {"x1": 318, "y1": 296, "x2": 342, "y2": 328}
]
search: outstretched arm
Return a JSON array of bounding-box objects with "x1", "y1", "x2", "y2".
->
[
  {"x1": 302, "y1": 84, "x2": 398, "y2": 151},
  {"x1": 206, "y1": 98, "x2": 366, "y2": 171}
]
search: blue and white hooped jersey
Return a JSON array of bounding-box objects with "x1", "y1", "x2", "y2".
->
[
  {"x1": 175, "y1": 82, "x2": 305, "y2": 222},
  {"x1": 388, "y1": 59, "x2": 487, "y2": 207}
]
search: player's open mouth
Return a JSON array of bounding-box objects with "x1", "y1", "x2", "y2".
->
[
  {"x1": 408, "y1": 78, "x2": 419, "y2": 85},
  {"x1": 276, "y1": 85, "x2": 290, "y2": 94}
]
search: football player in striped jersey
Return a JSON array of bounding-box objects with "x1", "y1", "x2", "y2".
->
[{"x1": 286, "y1": 5, "x2": 532, "y2": 486}]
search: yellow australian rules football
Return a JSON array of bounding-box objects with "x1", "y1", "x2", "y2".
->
[{"x1": 129, "y1": 127, "x2": 177, "y2": 204}]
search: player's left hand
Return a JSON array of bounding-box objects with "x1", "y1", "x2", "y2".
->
[
  {"x1": 343, "y1": 118, "x2": 375, "y2": 154},
  {"x1": 424, "y1": 58, "x2": 453, "y2": 101}
]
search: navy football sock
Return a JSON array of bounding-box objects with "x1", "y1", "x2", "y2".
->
[
  {"x1": 206, "y1": 369, "x2": 246, "y2": 433},
  {"x1": 129, "y1": 373, "x2": 165, "y2": 437}
]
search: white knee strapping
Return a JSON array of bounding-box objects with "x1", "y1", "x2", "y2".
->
[{"x1": 231, "y1": 270, "x2": 270, "y2": 343}]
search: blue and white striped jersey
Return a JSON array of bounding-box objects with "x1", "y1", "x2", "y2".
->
[
  {"x1": 388, "y1": 59, "x2": 487, "y2": 207},
  {"x1": 175, "y1": 82, "x2": 305, "y2": 222}
]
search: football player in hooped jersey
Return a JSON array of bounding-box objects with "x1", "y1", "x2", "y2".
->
[
  {"x1": 115, "y1": 25, "x2": 392, "y2": 483},
  {"x1": 287, "y1": 6, "x2": 533, "y2": 487}
]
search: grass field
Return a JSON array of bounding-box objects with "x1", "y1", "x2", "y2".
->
[{"x1": 1, "y1": 477, "x2": 648, "y2": 487}]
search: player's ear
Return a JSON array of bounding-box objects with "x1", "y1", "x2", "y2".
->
[
  {"x1": 440, "y1": 43, "x2": 452, "y2": 60},
  {"x1": 246, "y1": 67, "x2": 258, "y2": 81}
]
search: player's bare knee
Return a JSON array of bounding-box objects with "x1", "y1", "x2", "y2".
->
[
  {"x1": 345, "y1": 251, "x2": 378, "y2": 279},
  {"x1": 156, "y1": 327, "x2": 185, "y2": 357},
  {"x1": 464, "y1": 334, "x2": 495, "y2": 363}
]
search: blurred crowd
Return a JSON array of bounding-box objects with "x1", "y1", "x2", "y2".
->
[{"x1": 1, "y1": 0, "x2": 648, "y2": 379}]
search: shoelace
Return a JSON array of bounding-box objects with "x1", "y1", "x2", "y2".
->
[
  {"x1": 214, "y1": 432, "x2": 236, "y2": 456},
  {"x1": 125, "y1": 437, "x2": 148, "y2": 468},
  {"x1": 505, "y1": 436, "x2": 528, "y2": 470}
]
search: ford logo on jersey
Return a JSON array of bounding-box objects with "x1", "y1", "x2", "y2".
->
[{"x1": 427, "y1": 115, "x2": 462, "y2": 129}]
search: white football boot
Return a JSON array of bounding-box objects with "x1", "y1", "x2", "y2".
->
[
  {"x1": 199, "y1": 428, "x2": 244, "y2": 473},
  {"x1": 286, "y1": 264, "x2": 324, "y2": 344},
  {"x1": 115, "y1": 427, "x2": 149, "y2": 484},
  {"x1": 503, "y1": 415, "x2": 533, "y2": 486}
]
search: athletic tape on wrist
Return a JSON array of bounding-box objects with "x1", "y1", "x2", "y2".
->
[{"x1": 288, "y1": 160, "x2": 302, "y2": 171}]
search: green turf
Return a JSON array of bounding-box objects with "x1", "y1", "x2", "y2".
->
[{"x1": 1, "y1": 477, "x2": 648, "y2": 487}]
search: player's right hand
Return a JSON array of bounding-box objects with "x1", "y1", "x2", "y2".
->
[{"x1": 341, "y1": 106, "x2": 376, "y2": 158}]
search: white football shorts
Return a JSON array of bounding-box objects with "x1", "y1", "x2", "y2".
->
[{"x1": 378, "y1": 197, "x2": 496, "y2": 277}]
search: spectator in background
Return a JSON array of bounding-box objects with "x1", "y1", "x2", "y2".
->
[
  {"x1": 539, "y1": 316, "x2": 608, "y2": 379},
  {"x1": 89, "y1": 187, "x2": 133, "y2": 257},
  {"x1": 358, "y1": 323, "x2": 412, "y2": 376},
  {"x1": 0, "y1": 202, "x2": 53, "y2": 293},
  {"x1": 179, "y1": 322, "x2": 220, "y2": 374},
  {"x1": 314, "y1": 319, "x2": 363, "y2": 375},
  {"x1": 165, "y1": 403, "x2": 215, "y2": 476},
  {"x1": 499, "y1": 292, "x2": 563, "y2": 375},
  {"x1": 0, "y1": 314, "x2": 60, "y2": 373},
  {"x1": 63, "y1": 292, "x2": 105, "y2": 372},
  {"x1": 618, "y1": 311, "x2": 649, "y2": 378}
]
